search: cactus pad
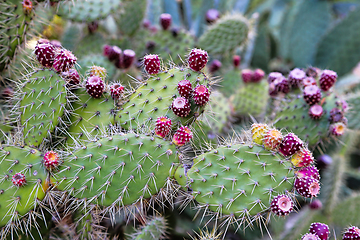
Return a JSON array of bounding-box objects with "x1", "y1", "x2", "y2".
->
[
  {"x1": 198, "y1": 14, "x2": 250, "y2": 54},
  {"x1": 118, "y1": 67, "x2": 211, "y2": 130},
  {"x1": 54, "y1": 133, "x2": 179, "y2": 207},
  {"x1": 0, "y1": 146, "x2": 47, "y2": 228},
  {"x1": 16, "y1": 69, "x2": 67, "y2": 147},
  {"x1": 183, "y1": 143, "x2": 295, "y2": 218}
]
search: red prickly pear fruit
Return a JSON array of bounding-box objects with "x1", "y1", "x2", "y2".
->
[
  {"x1": 22, "y1": 0, "x2": 33, "y2": 15},
  {"x1": 302, "y1": 233, "x2": 321, "y2": 240},
  {"x1": 291, "y1": 148, "x2": 314, "y2": 167},
  {"x1": 206, "y1": 9, "x2": 220, "y2": 24},
  {"x1": 233, "y1": 55, "x2": 241, "y2": 67},
  {"x1": 173, "y1": 126, "x2": 193, "y2": 146},
  {"x1": 319, "y1": 69, "x2": 337, "y2": 91},
  {"x1": 309, "y1": 199, "x2": 323, "y2": 210},
  {"x1": 155, "y1": 116, "x2": 172, "y2": 138},
  {"x1": 122, "y1": 49, "x2": 136, "y2": 69},
  {"x1": 53, "y1": 49, "x2": 77, "y2": 73},
  {"x1": 143, "y1": 54, "x2": 161, "y2": 74},
  {"x1": 329, "y1": 107, "x2": 343, "y2": 123},
  {"x1": 275, "y1": 77, "x2": 290, "y2": 94},
  {"x1": 88, "y1": 21, "x2": 98, "y2": 34},
  {"x1": 309, "y1": 104, "x2": 323, "y2": 120},
  {"x1": 188, "y1": 48, "x2": 208, "y2": 72},
  {"x1": 209, "y1": 59, "x2": 222, "y2": 73},
  {"x1": 268, "y1": 72, "x2": 284, "y2": 83},
  {"x1": 171, "y1": 97, "x2": 191, "y2": 117},
  {"x1": 263, "y1": 128, "x2": 283, "y2": 151},
  {"x1": 343, "y1": 226, "x2": 360, "y2": 240},
  {"x1": 279, "y1": 133, "x2": 303, "y2": 157},
  {"x1": 295, "y1": 176, "x2": 320, "y2": 198},
  {"x1": 269, "y1": 82, "x2": 278, "y2": 96},
  {"x1": 241, "y1": 69, "x2": 253, "y2": 83},
  {"x1": 177, "y1": 80, "x2": 192, "y2": 99},
  {"x1": 85, "y1": 75, "x2": 105, "y2": 98},
  {"x1": 109, "y1": 83, "x2": 124, "y2": 100},
  {"x1": 289, "y1": 68, "x2": 306, "y2": 87},
  {"x1": 43, "y1": 151, "x2": 61, "y2": 170},
  {"x1": 61, "y1": 69, "x2": 80, "y2": 86},
  {"x1": 309, "y1": 222, "x2": 330, "y2": 240},
  {"x1": 252, "y1": 68, "x2": 265, "y2": 82},
  {"x1": 306, "y1": 67, "x2": 321, "y2": 78},
  {"x1": 270, "y1": 194, "x2": 293, "y2": 216},
  {"x1": 330, "y1": 122, "x2": 346, "y2": 136},
  {"x1": 302, "y1": 77, "x2": 317, "y2": 87},
  {"x1": 34, "y1": 43, "x2": 56, "y2": 68},
  {"x1": 296, "y1": 166, "x2": 320, "y2": 180},
  {"x1": 193, "y1": 85, "x2": 210, "y2": 106},
  {"x1": 142, "y1": 19, "x2": 151, "y2": 28},
  {"x1": 108, "y1": 46, "x2": 122, "y2": 62},
  {"x1": 303, "y1": 85, "x2": 322, "y2": 105},
  {"x1": 12, "y1": 173, "x2": 26, "y2": 187},
  {"x1": 160, "y1": 13, "x2": 172, "y2": 30},
  {"x1": 103, "y1": 45, "x2": 112, "y2": 57}
]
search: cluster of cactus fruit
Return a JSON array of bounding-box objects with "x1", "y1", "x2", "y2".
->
[{"x1": 1, "y1": 0, "x2": 360, "y2": 239}]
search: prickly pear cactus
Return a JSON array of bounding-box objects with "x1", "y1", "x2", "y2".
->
[
  {"x1": 118, "y1": 66, "x2": 211, "y2": 130},
  {"x1": 0, "y1": 146, "x2": 48, "y2": 235},
  {"x1": 230, "y1": 80, "x2": 269, "y2": 118},
  {"x1": 53, "y1": 133, "x2": 179, "y2": 207},
  {"x1": 14, "y1": 69, "x2": 67, "y2": 147},
  {"x1": 128, "y1": 215, "x2": 167, "y2": 240},
  {"x1": 198, "y1": 14, "x2": 250, "y2": 54},
  {"x1": 116, "y1": 0, "x2": 147, "y2": 36}
]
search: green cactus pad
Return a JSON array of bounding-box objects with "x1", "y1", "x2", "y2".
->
[
  {"x1": 206, "y1": 91, "x2": 231, "y2": 134},
  {"x1": 315, "y1": 6, "x2": 360, "y2": 77},
  {"x1": 66, "y1": 88, "x2": 116, "y2": 144},
  {"x1": 274, "y1": 93, "x2": 341, "y2": 147},
  {"x1": 129, "y1": 215, "x2": 167, "y2": 240},
  {"x1": 230, "y1": 80, "x2": 269, "y2": 118},
  {"x1": 197, "y1": 14, "x2": 250, "y2": 55},
  {"x1": 73, "y1": 33, "x2": 105, "y2": 58},
  {"x1": 145, "y1": 30, "x2": 195, "y2": 65},
  {"x1": 54, "y1": 133, "x2": 179, "y2": 207},
  {"x1": 219, "y1": 69, "x2": 243, "y2": 96},
  {"x1": 0, "y1": 0, "x2": 34, "y2": 72},
  {"x1": 118, "y1": 67, "x2": 211, "y2": 130},
  {"x1": 183, "y1": 144, "x2": 295, "y2": 216},
  {"x1": 17, "y1": 69, "x2": 67, "y2": 147},
  {"x1": 57, "y1": 0, "x2": 122, "y2": 22},
  {"x1": 116, "y1": 0, "x2": 147, "y2": 36},
  {"x1": 0, "y1": 146, "x2": 48, "y2": 228},
  {"x1": 345, "y1": 92, "x2": 360, "y2": 130}
]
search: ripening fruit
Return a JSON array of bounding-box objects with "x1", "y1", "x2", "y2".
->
[
  {"x1": 43, "y1": 151, "x2": 61, "y2": 170},
  {"x1": 173, "y1": 126, "x2": 193, "y2": 146},
  {"x1": 270, "y1": 194, "x2": 293, "y2": 216},
  {"x1": 155, "y1": 116, "x2": 172, "y2": 138}
]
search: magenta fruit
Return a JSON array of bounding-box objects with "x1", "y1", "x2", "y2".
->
[
  {"x1": 301, "y1": 233, "x2": 321, "y2": 240},
  {"x1": 109, "y1": 83, "x2": 124, "y2": 100},
  {"x1": 279, "y1": 133, "x2": 303, "y2": 156},
  {"x1": 171, "y1": 97, "x2": 191, "y2": 117},
  {"x1": 122, "y1": 49, "x2": 136, "y2": 69},
  {"x1": 12, "y1": 173, "x2": 26, "y2": 187},
  {"x1": 143, "y1": 54, "x2": 161, "y2": 74},
  {"x1": 43, "y1": 151, "x2": 61, "y2": 170},
  {"x1": 155, "y1": 116, "x2": 172, "y2": 138},
  {"x1": 252, "y1": 68, "x2": 265, "y2": 82},
  {"x1": 296, "y1": 166, "x2": 320, "y2": 180},
  {"x1": 309, "y1": 222, "x2": 330, "y2": 240},
  {"x1": 206, "y1": 9, "x2": 220, "y2": 24},
  {"x1": 343, "y1": 226, "x2": 360, "y2": 240},
  {"x1": 85, "y1": 75, "x2": 105, "y2": 98},
  {"x1": 53, "y1": 49, "x2": 77, "y2": 73},
  {"x1": 160, "y1": 13, "x2": 172, "y2": 30},
  {"x1": 289, "y1": 68, "x2": 306, "y2": 87},
  {"x1": 177, "y1": 80, "x2": 192, "y2": 99},
  {"x1": 270, "y1": 194, "x2": 293, "y2": 216},
  {"x1": 295, "y1": 176, "x2": 320, "y2": 198},
  {"x1": 233, "y1": 55, "x2": 241, "y2": 67},
  {"x1": 241, "y1": 69, "x2": 253, "y2": 83},
  {"x1": 61, "y1": 69, "x2": 80, "y2": 86},
  {"x1": 34, "y1": 43, "x2": 56, "y2": 68},
  {"x1": 173, "y1": 126, "x2": 193, "y2": 146},
  {"x1": 303, "y1": 85, "x2": 322, "y2": 105},
  {"x1": 193, "y1": 85, "x2": 210, "y2": 106},
  {"x1": 319, "y1": 69, "x2": 337, "y2": 91},
  {"x1": 188, "y1": 48, "x2": 208, "y2": 72},
  {"x1": 309, "y1": 104, "x2": 323, "y2": 120}
]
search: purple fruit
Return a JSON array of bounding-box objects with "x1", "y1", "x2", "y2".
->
[
  {"x1": 206, "y1": 9, "x2": 220, "y2": 24},
  {"x1": 309, "y1": 222, "x2": 330, "y2": 240},
  {"x1": 53, "y1": 49, "x2": 77, "y2": 73},
  {"x1": 309, "y1": 199, "x2": 323, "y2": 210},
  {"x1": 108, "y1": 46, "x2": 122, "y2": 62},
  {"x1": 88, "y1": 21, "x2": 98, "y2": 34},
  {"x1": 302, "y1": 233, "x2": 321, "y2": 240},
  {"x1": 303, "y1": 85, "x2": 322, "y2": 105},
  {"x1": 85, "y1": 76, "x2": 105, "y2": 98},
  {"x1": 193, "y1": 85, "x2": 210, "y2": 106},
  {"x1": 160, "y1": 13, "x2": 172, "y2": 30},
  {"x1": 252, "y1": 68, "x2": 265, "y2": 82},
  {"x1": 242, "y1": 69, "x2": 253, "y2": 83},
  {"x1": 172, "y1": 97, "x2": 191, "y2": 117},
  {"x1": 122, "y1": 49, "x2": 136, "y2": 69},
  {"x1": 296, "y1": 166, "x2": 320, "y2": 180},
  {"x1": 270, "y1": 194, "x2": 293, "y2": 216},
  {"x1": 279, "y1": 133, "x2": 303, "y2": 156},
  {"x1": 209, "y1": 59, "x2": 222, "y2": 73},
  {"x1": 295, "y1": 176, "x2": 320, "y2": 198},
  {"x1": 143, "y1": 54, "x2": 161, "y2": 74},
  {"x1": 188, "y1": 48, "x2": 208, "y2": 72},
  {"x1": 309, "y1": 104, "x2": 323, "y2": 120},
  {"x1": 274, "y1": 76, "x2": 290, "y2": 94},
  {"x1": 61, "y1": 69, "x2": 80, "y2": 86},
  {"x1": 233, "y1": 55, "x2": 241, "y2": 67},
  {"x1": 267, "y1": 72, "x2": 283, "y2": 83},
  {"x1": 289, "y1": 68, "x2": 306, "y2": 87},
  {"x1": 329, "y1": 107, "x2": 343, "y2": 123},
  {"x1": 343, "y1": 226, "x2": 360, "y2": 240},
  {"x1": 177, "y1": 80, "x2": 192, "y2": 99},
  {"x1": 319, "y1": 70, "x2": 337, "y2": 91},
  {"x1": 34, "y1": 43, "x2": 55, "y2": 68}
]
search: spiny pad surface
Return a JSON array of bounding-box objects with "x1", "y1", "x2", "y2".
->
[
  {"x1": 0, "y1": 146, "x2": 47, "y2": 227},
  {"x1": 53, "y1": 133, "x2": 179, "y2": 206},
  {"x1": 118, "y1": 67, "x2": 210, "y2": 130},
  {"x1": 184, "y1": 144, "x2": 295, "y2": 216},
  {"x1": 18, "y1": 69, "x2": 67, "y2": 147}
]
